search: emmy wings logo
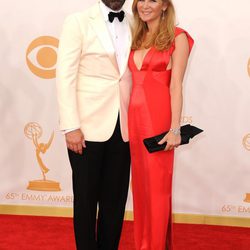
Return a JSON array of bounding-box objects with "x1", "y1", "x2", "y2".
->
[
  {"x1": 24, "y1": 122, "x2": 61, "y2": 191},
  {"x1": 26, "y1": 36, "x2": 59, "y2": 79}
]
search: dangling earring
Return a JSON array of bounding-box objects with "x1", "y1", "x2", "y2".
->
[{"x1": 162, "y1": 10, "x2": 165, "y2": 20}]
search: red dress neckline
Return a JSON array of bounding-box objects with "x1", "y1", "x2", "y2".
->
[{"x1": 131, "y1": 47, "x2": 155, "y2": 71}]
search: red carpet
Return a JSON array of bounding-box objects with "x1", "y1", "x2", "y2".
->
[{"x1": 0, "y1": 215, "x2": 250, "y2": 250}]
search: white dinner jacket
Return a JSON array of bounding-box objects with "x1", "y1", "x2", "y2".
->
[{"x1": 56, "y1": 2, "x2": 132, "y2": 142}]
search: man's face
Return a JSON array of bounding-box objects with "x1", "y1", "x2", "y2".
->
[{"x1": 102, "y1": 0, "x2": 126, "y2": 11}]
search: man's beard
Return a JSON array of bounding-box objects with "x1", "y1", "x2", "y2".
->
[{"x1": 102, "y1": 0, "x2": 126, "y2": 11}]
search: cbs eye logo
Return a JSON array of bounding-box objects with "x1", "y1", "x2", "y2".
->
[
  {"x1": 243, "y1": 134, "x2": 250, "y2": 151},
  {"x1": 248, "y1": 58, "x2": 250, "y2": 77},
  {"x1": 26, "y1": 36, "x2": 59, "y2": 79}
]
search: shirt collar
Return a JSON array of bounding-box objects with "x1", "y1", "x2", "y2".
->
[{"x1": 99, "y1": 1, "x2": 124, "y2": 22}]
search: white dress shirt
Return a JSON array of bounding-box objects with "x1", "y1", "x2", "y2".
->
[{"x1": 99, "y1": 1, "x2": 130, "y2": 73}]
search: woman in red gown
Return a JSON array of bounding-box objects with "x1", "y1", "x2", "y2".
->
[{"x1": 128, "y1": 0, "x2": 194, "y2": 249}]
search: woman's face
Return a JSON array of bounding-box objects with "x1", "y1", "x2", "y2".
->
[{"x1": 137, "y1": 0, "x2": 167, "y2": 23}]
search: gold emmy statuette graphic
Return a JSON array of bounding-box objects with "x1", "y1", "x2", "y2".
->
[
  {"x1": 244, "y1": 194, "x2": 250, "y2": 203},
  {"x1": 24, "y1": 122, "x2": 61, "y2": 191},
  {"x1": 243, "y1": 133, "x2": 250, "y2": 202}
]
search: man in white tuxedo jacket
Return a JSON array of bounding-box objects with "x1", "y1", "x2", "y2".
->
[{"x1": 56, "y1": 0, "x2": 132, "y2": 249}]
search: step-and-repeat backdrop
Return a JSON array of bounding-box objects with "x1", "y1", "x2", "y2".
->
[{"x1": 0, "y1": 0, "x2": 250, "y2": 224}]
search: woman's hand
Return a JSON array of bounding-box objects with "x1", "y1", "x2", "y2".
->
[{"x1": 158, "y1": 131, "x2": 181, "y2": 151}]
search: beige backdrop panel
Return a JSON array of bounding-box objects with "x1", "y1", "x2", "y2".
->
[
  {"x1": 173, "y1": 0, "x2": 250, "y2": 220},
  {"x1": 0, "y1": 0, "x2": 250, "y2": 225}
]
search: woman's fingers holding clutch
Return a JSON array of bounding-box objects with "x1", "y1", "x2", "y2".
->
[
  {"x1": 158, "y1": 132, "x2": 181, "y2": 151},
  {"x1": 157, "y1": 134, "x2": 168, "y2": 145}
]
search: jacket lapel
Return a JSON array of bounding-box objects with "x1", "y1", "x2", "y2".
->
[
  {"x1": 119, "y1": 16, "x2": 132, "y2": 76},
  {"x1": 89, "y1": 4, "x2": 119, "y2": 74}
]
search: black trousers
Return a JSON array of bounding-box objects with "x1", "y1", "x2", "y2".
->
[{"x1": 68, "y1": 119, "x2": 130, "y2": 250}]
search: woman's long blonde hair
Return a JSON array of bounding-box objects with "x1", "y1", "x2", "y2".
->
[{"x1": 131, "y1": 0, "x2": 176, "y2": 51}]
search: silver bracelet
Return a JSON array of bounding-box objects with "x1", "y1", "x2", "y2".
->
[{"x1": 169, "y1": 128, "x2": 181, "y2": 135}]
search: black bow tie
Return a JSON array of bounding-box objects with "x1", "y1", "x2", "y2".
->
[{"x1": 108, "y1": 11, "x2": 125, "y2": 23}]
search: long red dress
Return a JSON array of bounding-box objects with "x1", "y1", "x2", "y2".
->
[{"x1": 128, "y1": 28, "x2": 194, "y2": 250}]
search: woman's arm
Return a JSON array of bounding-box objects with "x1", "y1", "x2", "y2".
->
[{"x1": 159, "y1": 33, "x2": 190, "y2": 151}]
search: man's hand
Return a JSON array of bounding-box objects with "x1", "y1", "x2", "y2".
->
[{"x1": 65, "y1": 129, "x2": 85, "y2": 154}]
